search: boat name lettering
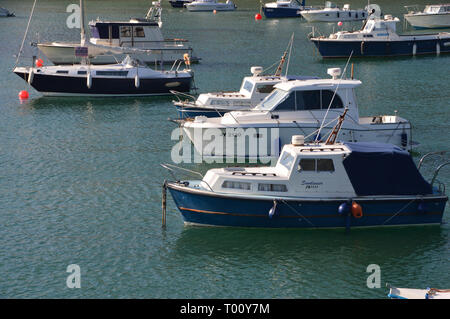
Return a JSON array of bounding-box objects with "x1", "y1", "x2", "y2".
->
[{"x1": 301, "y1": 180, "x2": 323, "y2": 189}]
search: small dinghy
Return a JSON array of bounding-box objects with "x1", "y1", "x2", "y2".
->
[
  {"x1": 388, "y1": 285, "x2": 450, "y2": 299},
  {"x1": 162, "y1": 111, "x2": 449, "y2": 228},
  {"x1": 13, "y1": 55, "x2": 193, "y2": 97}
]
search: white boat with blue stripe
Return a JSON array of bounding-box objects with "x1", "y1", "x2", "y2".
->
[{"x1": 164, "y1": 122, "x2": 449, "y2": 228}]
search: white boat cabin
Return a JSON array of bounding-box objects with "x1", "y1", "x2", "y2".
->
[
  {"x1": 198, "y1": 136, "x2": 356, "y2": 198},
  {"x1": 194, "y1": 67, "x2": 295, "y2": 109},
  {"x1": 216, "y1": 68, "x2": 361, "y2": 125},
  {"x1": 88, "y1": 19, "x2": 174, "y2": 48},
  {"x1": 328, "y1": 15, "x2": 400, "y2": 40}
]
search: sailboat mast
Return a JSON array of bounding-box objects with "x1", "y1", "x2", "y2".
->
[{"x1": 80, "y1": 0, "x2": 86, "y2": 46}]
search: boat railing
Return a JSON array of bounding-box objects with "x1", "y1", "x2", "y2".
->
[
  {"x1": 418, "y1": 151, "x2": 448, "y2": 171},
  {"x1": 404, "y1": 5, "x2": 421, "y2": 14},
  {"x1": 161, "y1": 163, "x2": 214, "y2": 192},
  {"x1": 430, "y1": 161, "x2": 450, "y2": 191},
  {"x1": 119, "y1": 39, "x2": 190, "y2": 48},
  {"x1": 170, "y1": 90, "x2": 197, "y2": 103}
]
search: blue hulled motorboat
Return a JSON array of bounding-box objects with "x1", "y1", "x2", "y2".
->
[
  {"x1": 168, "y1": 0, "x2": 192, "y2": 8},
  {"x1": 164, "y1": 114, "x2": 449, "y2": 229},
  {"x1": 262, "y1": 0, "x2": 313, "y2": 18},
  {"x1": 309, "y1": 14, "x2": 450, "y2": 58}
]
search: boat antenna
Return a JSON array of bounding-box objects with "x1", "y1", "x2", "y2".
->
[
  {"x1": 315, "y1": 51, "x2": 353, "y2": 143},
  {"x1": 274, "y1": 33, "x2": 294, "y2": 77},
  {"x1": 14, "y1": 0, "x2": 38, "y2": 69},
  {"x1": 325, "y1": 108, "x2": 348, "y2": 145}
]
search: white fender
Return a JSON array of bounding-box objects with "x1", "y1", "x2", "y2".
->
[
  {"x1": 87, "y1": 71, "x2": 92, "y2": 89},
  {"x1": 28, "y1": 68, "x2": 34, "y2": 85},
  {"x1": 135, "y1": 74, "x2": 140, "y2": 88},
  {"x1": 436, "y1": 43, "x2": 440, "y2": 56},
  {"x1": 412, "y1": 43, "x2": 417, "y2": 56}
]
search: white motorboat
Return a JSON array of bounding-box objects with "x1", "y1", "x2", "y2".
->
[
  {"x1": 0, "y1": 7, "x2": 14, "y2": 17},
  {"x1": 262, "y1": 0, "x2": 317, "y2": 18},
  {"x1": 172, "y1": 67, "x2": 317, "y2": 118},
  {"x1": 164, "y1": 120, "x2": 448, "y2": 228},
  {"x1": 186, "y1": 0, "x2": 237, "y2": 12},
  {"x1": 300, "y1": 1, "x2": 367, "y2": 22},
  {"x1": 404, "y1": 4, "x2": 450, "y2": 29},
  {"x1": 309, "y1": 13, "x2": 450, "y2": 58},
  {"x1": 38, "y1": 1, "x2": 199, "y2": 65},
  {"x1": 171, "y1": 40, "x2": 318, "y2": 118},
  {"x1": 13, "y1": 56, "x2": 193, "y2": 97},
  {"x1": 388, "y1": 286, "x2": 450, "y2": 299},
  {"x1": 180, "y1": 67, "x2": 413, "y2": 160}
]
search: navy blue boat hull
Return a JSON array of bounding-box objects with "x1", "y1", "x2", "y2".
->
[
  {"x1": 15, "y1": 71, "x2": 192, "y2": 96},
  {"x1": 169, "y1": 1, "x2": 190, "y2": 8},
  {"x1": 311, "y1": 38, "x2": 450, "y2": 58},
  {"x1": 168, "y1": 184, "x2": 447, "y2": 228},
  {"x1": 262, "y1": 7, "x2": 302, "y2": 18}
]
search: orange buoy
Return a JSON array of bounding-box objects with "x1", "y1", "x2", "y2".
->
[
  {"x1": 255, "y1": 13, "x2": 262, "y2": 20},
  {"x1": 35, "y1": 58, "x2": 44, "y2": 68},
  {"x1": 213, "y1": 9, "x2": 217, "y2": 14},
  {"x1": 18, "y1": 90, "x2": 29, "y2": 100},
  {"x1": 351, "y1": 201, "x2": 363, "y2": 218}
]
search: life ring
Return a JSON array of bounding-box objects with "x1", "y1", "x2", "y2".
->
[{"x1": 351, "y1": 201, "x2": 363, "y2": 218}]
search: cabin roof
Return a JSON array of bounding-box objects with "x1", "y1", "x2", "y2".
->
[
  {"x1": 274, "y1": 78, "x2": 361, "y2": 91},
  {"x1": 89, "y1": 20, "x2": 159, "y2": 27}
]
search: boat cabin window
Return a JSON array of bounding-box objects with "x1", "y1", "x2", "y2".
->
[
  {"x1": 256, "y1": 89, "x2": 344, "y2": 111},
  {"x1": 274, "y1": 92, "x2": 296, "y2": 111},
  {"x1": 258, "y1": 183, "x2": 288, "y2": 192},
  {"x1": 298, "y1": 158, "x2": 335, "y2": 172},
  {"x1": 278, "y1": 151, "x2": 295, "y2": 170},
  {"x1": 255, "y1": 89, "x2": 289, "y2": 110},
  {"x1": 134, "y1": 27, "x2": 145, "y2": 37},
  {"x1": 96, "y1": 70, "x2": 129, "y2": 76},
  {"x1": 222, "y1": 181, "x2": 251, "y2": 190},
  {"x1": 56, "y1": 70, "x2": 69, "y2": 74},
  {"x1": 90, "y1": 24, "x2": 120, "y2": 39},
  {"x1": 241, "y1": 80, "x2": 254, "y2": 94},
  {"x1": 256, "y1": 84, "x2": 275, "y2": 94},
  {"x1": 120, "y1": 26, "x2": 132, "y2": 37},
  {"x1": 77, "y1": 70, "x2": 87, "y2": 75}
]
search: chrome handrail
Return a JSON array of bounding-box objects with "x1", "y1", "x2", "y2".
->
[
  {"x1": 418, "y1": 151, "x2": 448, "y2": 171},
  {"x1": 430, "y1": 161, "x2": 450, "y2": 188}
]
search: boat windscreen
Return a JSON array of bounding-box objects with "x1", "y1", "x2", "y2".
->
[{"x1": 254, "y1": 89, "x2": 289, "y2": 111}]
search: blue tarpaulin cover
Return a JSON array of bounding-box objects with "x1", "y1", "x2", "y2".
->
[{"x1": 342, "y1": 142, "x2": 433, "y2": 196}]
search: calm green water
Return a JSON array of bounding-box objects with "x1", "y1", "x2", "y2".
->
[{"x1": 0, "y1": 0, "x2": 449, "y2": 298}]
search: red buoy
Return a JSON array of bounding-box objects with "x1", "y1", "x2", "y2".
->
[
  {"x1": 18, "y1": 90, "x2": 29, "y2": 100},
  {"x1": 255, "y1": 13, "x2": 262, "y2": 20},
  {"x1": 35, "y1": 58, "x2": 44, "y2": 68},
  {"x1": 337, "y1": 21, "x2": 343, "y2": 27}
]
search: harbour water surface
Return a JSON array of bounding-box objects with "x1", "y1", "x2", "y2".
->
[{"x1": 0, "y1": 0, "x2": 449, "y2": 298}]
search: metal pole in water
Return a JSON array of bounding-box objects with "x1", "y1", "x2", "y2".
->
[{"x1": 162, "y1": 180, "x2": 167, "y2": 228}]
